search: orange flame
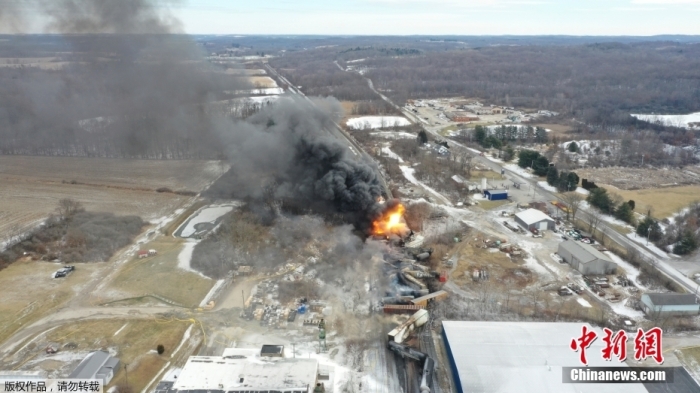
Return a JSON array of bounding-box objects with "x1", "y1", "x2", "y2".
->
[{"x1": 372, "y1": 203, "x2": 410, "y2": 237}]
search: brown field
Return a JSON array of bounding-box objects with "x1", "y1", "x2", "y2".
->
[
  {"x1": 576, "y1": 166, "x2": 700, "y2": 190},
  {"x1": 0, "y1": 259, "x2": 103, "y2": 345},
  {"x1": 10, "y1": 319, "x2": 192, "y2": 392},
  {"x1": 0, "y1": 156, "x2": 227, "y2": 240},
  {"x1": 103, "y1": 237, "x2": 214, "y2": 308},
  {"x1": 600, "y1": 184, "x2": 700, "y2": 218},
  {"x1": 249, "y1": 76, "x2": 277, "y2": 87}
]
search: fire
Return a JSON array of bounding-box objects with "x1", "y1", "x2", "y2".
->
[{"x1": 372, "y1": 203, "x2": 410, "y2": 237}]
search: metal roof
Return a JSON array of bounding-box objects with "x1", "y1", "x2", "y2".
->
[
  {"x1": 485, "y1": 189, "x2": 508, "y2": 195},
  {"x1": 172, "y1": 352, "x2": 317, "y2": 392},
  {"x1": 644, "y1": 293, "x2": 698, "y2": 306},
  {"x1": 558, "y1": 240, "x2": 612, "y2": 264},
  {"x1": 515, "y1": 208, "x2": 554, "y2": 225},
  {"x1": 442, "y1": 321, "x2": 648, "y2": 393},
  {"x1": 68, "y1": 351, "x2": 113, "y2": 379}
]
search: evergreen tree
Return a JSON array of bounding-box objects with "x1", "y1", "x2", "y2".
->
[
  {"x1": 474, "y1": 126, "x2": 486, "y2": 146},
  {"x1": 546, "y1": 166, "x2": 559, "y2": 186},
  {"x1": 568, "y1": 141, "x2": 579, "y2": 152},
  {"x1": 673, "y1": 231, "x2": 698, "y2": 255},
  {"x1": 636, "y1": 216, "x2": 661, "y2": 241},
  {"x1": 417, "y1": 130, "x2": 428, "y2": 145},
  {"x1": 614, "y1": 201, "x2": 634, "y2": 223}
]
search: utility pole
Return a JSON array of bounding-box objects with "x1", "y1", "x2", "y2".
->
[
  {"x1": 124, "y1": 363, "x2": 129, "y2": 389},
  {"x1": 647, "y1": 227, "x2": 652, "y2": 246}
]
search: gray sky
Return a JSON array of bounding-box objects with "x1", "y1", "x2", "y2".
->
[{"x1": 2, "y1": 0, "x2": 700, "y2": 35}]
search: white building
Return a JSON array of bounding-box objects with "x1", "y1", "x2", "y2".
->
[
  {"x1": 166, "y1": 348, "x2": 319, "y2": 393},
  {"x1": 441, "y1": 321, "x2": 648, "y2": 393},
  {"x1": 514, "y1": 208, "x2": 555, "y2": 231}
]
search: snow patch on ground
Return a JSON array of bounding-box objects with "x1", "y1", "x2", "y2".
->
[
  {"x1": 346, "y1": 58, "x2": 366, "y2": 63},
  {"x1": 346, "y1": 116, "x2": 411, "y2": 130},
  {"x1": 503, "y1": 163, "x2": 533, "y2": 178},
  {"x1": 576, "y1": 187, "x2": 590, "y2": 195},
  {"x1": 369, "y1": 131, "x2": 416, "y2": 139},
  {"x1": 380, "y1": 147, "x2": 404, "y2": 162},
  {"x1": 179, "y1": 204, "x2": 236, "y2": 238},
  {"x1": 625, "y1": 233, "x2": 668, "y2": 259},
  {"x1": 632, "y1": 112, "x2": 700, "y2": 129},
  {"x1": 399, "y1": 166, "x2": 452, "y2": 206},
  {"x1": 113, "y1": 323, "x2": 128, "y2": 337},
  {"x1": 171, "y1": 325, "x2": 194, "y2": 358},
  {"x1": 577, "y1": 298, "x2": 592, "y2": 308},
  {"x1": 177, "y1": 240, "x2": 208, "y2": 278},
  {"x1": 604, "y1": 251, "x2": 646, "y2": 290},
  {"x1": 537, "y1": 181, "x2": 557, "y2": 192},
  {"x1": 199, "y1": 279, "x2": 226, "y2": 307}
]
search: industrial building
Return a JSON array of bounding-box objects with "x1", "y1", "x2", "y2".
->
[
  {"x1": 483, "y1": 189, "x2": 508, "y2": 201},
  {"x1": 514, "y1": 208, "x2": 555, "y2": 231},
  {"x1": 641, "y1": 293, "x2": 700, "y2": 318},
  {"x1": 441, "y1": 321, "x2": 648, "y2": 393},
  {"x1": 155, "y1": 347, "x2": 319, "y2": 393},
  {"x1": 445, "y1": 112, "x2": 479, "y2": 122},
  {"x1": 68, "y1": 351, "x2": 120, "y2": 385},
  {"x1": 558, "y1": 240, "x2": 617, "y2": 275}
]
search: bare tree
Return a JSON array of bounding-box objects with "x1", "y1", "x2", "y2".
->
[
  {"x1": 587, "y1": 208, "x2": 602, "y2": 234},
  {"x1": 56, "y1": 198, "x2": 84, "y2": 220},
  {"x1": 561, "y1": 192, "x2": 584, "y2": 223}
]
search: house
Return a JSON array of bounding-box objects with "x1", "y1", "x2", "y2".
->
[
  {"x1": 69, "y1": 351, "x2": 120, "y2": 385},
  {"x1": 557, "y1": 240, "x2": 617, "y2": 275},
  {"x1": 148, "y1": 249, "x2": 157, "y2": 256},
  {"x1": 137, "y1": 250, "x2": 149, "y2": 259},
  {"x1": 483, "y1": 189, "x2": 508, "y2": 201},
  {"x1": 514, "y1": 208, "x2": 555, "y2": 231},
  {"x1": 441, "y1": 321, "x2": 648, "y2": 393},
  {"x1": 641, "y1": 293, "x2": 700, "y2": 318}
]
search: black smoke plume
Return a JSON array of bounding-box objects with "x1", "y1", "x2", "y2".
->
[{"x1": 206, "y1": 97, "x2": 388, "y2": 231}]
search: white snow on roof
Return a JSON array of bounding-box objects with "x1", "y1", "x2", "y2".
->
[
  {"x1": 442, "y1": 321, "x2": 647, "y2": 393},
  {"x1": 173, "y1": 351, "x2": 318, "y2": 392},
  {"x1": 514, "y1": 208, "x2": 554, "y2": 225},
  {"x1": 346, "y1": 116, "x2": 411, "y2": 130}
]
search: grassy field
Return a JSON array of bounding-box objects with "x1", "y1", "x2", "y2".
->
[
  {"x1": 0, "y1": 260, "x2": 103, "y2": 345},
  {"x1": 104, "y1": 237, "x2": 214, "y2": 308},
  {"x1": 478, "y1": 200, "x2": 509, "y2": 210},
  {"x1": 13, "y1": 319, "x2": 192, "y2": 392},
  {"x1": 600, "y1": 184, "x2": 700, "y2": 218},
  {"x1": 469, "y1": 169, "x2": 504, "y2": 181},
  {"x1": 0, "y1": 156, "x2": 227, "y2": 239}
]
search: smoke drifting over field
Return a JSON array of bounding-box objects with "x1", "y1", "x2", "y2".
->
[
  {"x1": 1, "y1": 0, "x2": 387, "y2": 227},
  {"x1": 0, "y1": 0, "x2": 245, "y2": 158}
]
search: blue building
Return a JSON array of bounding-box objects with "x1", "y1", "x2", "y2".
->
[
  {"x1": 641, "y1": 293, "x2": 700, "y2": 319},
  {"x1": 484, "y1": 189, "x2": 508, "y2": 201}
]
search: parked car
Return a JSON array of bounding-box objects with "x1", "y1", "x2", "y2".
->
[{"x1": 53, "y1": 265, "x2": 75, "y2": 278}]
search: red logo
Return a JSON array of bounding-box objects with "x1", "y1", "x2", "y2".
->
[
  {"x1": 570, "y1": 326, "x2": 664, "y2": 365},
  {"x1": 601, "y1": 328, "x2": 628, "y2": 362},
  {"x1": 570, "y1": 325, "x2": 598, "y2": 365},
  {"x1": 634, "y1": 327, "x2": 664, "y2": 364}
]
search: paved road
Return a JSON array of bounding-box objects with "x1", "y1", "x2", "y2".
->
[{"x1": 350, "y1": 66, "x2": 698, "y2": 299}]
